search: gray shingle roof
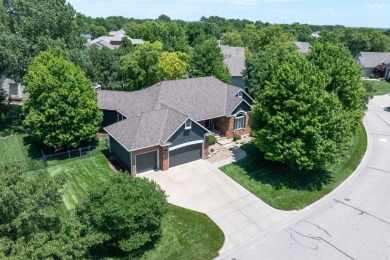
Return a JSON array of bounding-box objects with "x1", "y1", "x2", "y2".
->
[
  {"x1": 219, "y1": 45, "x2": 246, "y2": 77},
  {"x1": 356, "y1": 52, "x2": 390, "y2": 68},
  {"x1": 294, "y1": 42, "x2": 311, "y2": 54},
  {"x1": 100, "y1": 76, "x2": 251, "y2": 151}
]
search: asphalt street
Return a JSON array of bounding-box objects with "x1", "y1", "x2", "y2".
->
[{"x1": 218, "y1": 95, "x2": 390, "y2": 260}]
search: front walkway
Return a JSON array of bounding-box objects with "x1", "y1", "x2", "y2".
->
[{"x1": 140, "y1": 159, "x2": 297, "y2": 254}]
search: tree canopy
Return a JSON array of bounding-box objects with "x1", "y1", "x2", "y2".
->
[{"x1": 23, "y1": 51, "x2": 103, "y2": 149}]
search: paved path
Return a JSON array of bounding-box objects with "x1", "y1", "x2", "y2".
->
[
  {"x1": 140, "y1": 159, "x2": 297, "y2": 254},
  {"x1": 218, "y1": 95, "x2": 390, "y2": 260}
]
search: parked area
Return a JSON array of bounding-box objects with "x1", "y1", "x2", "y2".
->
[{"x1": 140, "y1": 159, "x2": 296, "y2": 254}]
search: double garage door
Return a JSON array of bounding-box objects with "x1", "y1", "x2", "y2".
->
[{"x1": 169, "y1": 143, "x2": 203, "y2": 168}]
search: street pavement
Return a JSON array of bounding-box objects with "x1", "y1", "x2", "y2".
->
[{"x1": 218, "y1": 95, "x2": 390, "y2": 260}]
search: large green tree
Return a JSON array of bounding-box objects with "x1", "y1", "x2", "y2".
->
[
  {"x1": 220, "y1": 31, "x2": 244, "y2": 47},
  {"x1": 190, "y1": 39, "x2": 231, "y2": 83},
  {"x1": 0, "y1": 87, "x2": 9, "y2": 117},
  {"x1": 158, "y1": 51, "x2": 190, "y2": 80},
  {"x1": 120, "y1": 41, "x2": 163, "y2": 91},
  {"x1": 251, "y1": 53, "x2": 353, "y2": 170},
  {"x1": 0, "y1": 163, "x2": 96, "y2": 259},
  {"x1": 77, "y1": 173, "x2": 167, "y2": 257},
  {"x1": 0, "y1": 0, "x2": 83, "y2": 81},
  {"x1": 23, "y1": 51, "x2": 103, "y2": 149}
]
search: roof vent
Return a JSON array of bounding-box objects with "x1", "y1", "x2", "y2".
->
[{"x1": 137, "y1": 113, "x2": 141, "y2": 117}]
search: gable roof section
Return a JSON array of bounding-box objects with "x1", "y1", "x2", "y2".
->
[
  {"x1": 220, "y1": 45, "x2": 246, "y2": 77},
  {"x1": 294, "y1": 42, "x2": 311, "y2": 54},
  {"x1": 356, "y1": 52, "x2": 390, "y2": 68}
]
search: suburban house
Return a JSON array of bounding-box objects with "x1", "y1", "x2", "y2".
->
[
  {"x1": 293, "y1": 41, "x2": 311, "y2": 55},
  {"x1": 86, "y1": 29, "x2": 144, "y2": 50},
  {"x1": 1, "y1": 76, "x2": 28, "y2": 102},
  {"x1": 98, "y1": 76, "x2": 254, "y2": 174},
  {"x1": 356, "y1": 52, "x2": 390, "y2": 79},
  {"x1": 311, "y1": 31, "x2": 321, "y2": 38},
  {"x1": 219, "y1": 45, "x2": 246, "y2": 90}
]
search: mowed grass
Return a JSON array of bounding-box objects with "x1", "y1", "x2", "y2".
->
[
  {"x1": 221, "y1": 124, "x2": 367, "y2": 210},
  {"x1": 28, "y1": 149, "x2": 224, "y2": 259},
  {"x1": 368, "y1": 80, "x2": 390, "y2": 96},
  {"x1": 141, "y1": 204, "x2": 224, "y2": 260},
  {"x1": 0, "y1": 134, "x2": 40, "y2": 164}
]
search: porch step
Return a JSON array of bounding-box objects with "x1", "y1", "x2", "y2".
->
[{"x1": 217, "y1": 138, "x2": 234, "y2": 146}]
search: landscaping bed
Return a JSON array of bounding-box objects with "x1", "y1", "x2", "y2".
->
[{"x1": 220, "y1": 124, "x2": 367, "y2": 210}]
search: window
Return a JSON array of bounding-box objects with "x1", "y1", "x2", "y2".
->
[
  {"x1": 185, "y1": 119, "x2": 192, "y2": 130},
  {"x1": 234, "y1": 113, "x2": 246, "y2": 130},
  {"x1": 237, "y1": 91, "x2": 243, "y2": 98}
]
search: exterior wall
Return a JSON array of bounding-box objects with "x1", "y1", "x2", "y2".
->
[
  {"x1": 231, "y1": 101, "x2": 251, "y2": 115},
  {"x1": 168, "y1": 122, "x2": 206, "y2": 148},
  {"x1": 385, "y1": 67, "x2": 390, "y2": 80},
  {"x1": 363, "y1": 68, "x2": 374, "y2": 77},
  {"x1": 160, "y1": 145, "x2": 169, "y2": 171},
  {"x1": 109, "y1": 136, "x2": 132, "y2": 172},
  {"x1": 131, "y1": 145, "x2": 161, "y2": 175},
  {"x1": 102, "y1": 110, "x2": 118, "y2": 127},
  {"x1": 213, "y1": 114, "x2": 251, "y2": 139},
  {"x1": 231, "y1": 76, "x2": 246, "y2": 90},
  {"x1": 242, "y1": 92, "x2": 254, "y2": 105}
]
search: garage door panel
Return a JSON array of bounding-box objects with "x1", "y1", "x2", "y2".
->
[
  {"x1": 136, "y1": 150, "x2": 158, "y2": 173},
  {"x1": 169, "y1": 143, "x2": 202, "y2": 168}
]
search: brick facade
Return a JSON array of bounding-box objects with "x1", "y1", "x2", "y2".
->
[
  {"x1": 160, "y1": 145, "x2": 169, "y2": 171},
  {"x1": 212, "y1": 114, "x2": 251, "y2": 139}
]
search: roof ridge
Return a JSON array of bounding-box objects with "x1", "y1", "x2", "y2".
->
[
  {"x1": 159, "y1": 102, "x2": 189, "y2": 117},
  {"x1": 158, "y1": 109, "x2": 169, "y2": 145},
  {"x1": 129, "y1": 116, "x2": 142, "y2": 149},
  {"x1": 153, "y1": 83, "x2": 163, "y2": 110}
]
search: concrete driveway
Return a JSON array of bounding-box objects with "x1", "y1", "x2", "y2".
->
[{"x1": 140, "y1": 159, "x2": 296, "y2": 254}]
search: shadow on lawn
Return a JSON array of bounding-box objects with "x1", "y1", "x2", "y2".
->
[
  {"x1": 233, "y1": 143, "x2": 333, "y2": 192},
  {"x1": 0, "y1": 104, "x2": 25, "y2": 137}
]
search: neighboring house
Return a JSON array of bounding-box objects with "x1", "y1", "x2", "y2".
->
[
  {"x1": 1, "y1": 76, "x2": 28, "y2": 102},
  {"x1": 311, "y1": 31, "x2": 321, "y2": 38},
  {"x1": 219, "y1": 45, "x2": 246, "y2": 90},
  {"x1": 356, "y1": 52, "x2": 390, "y2": 78},
  {"x1": 98, "y1": 76, "x2": 254, "y2": 174},
  {"x1": 294, "y1": 41, "x2": 311, "y2": 55},
  {"x1": 87, "y1": 29, "x2": 144, "y2": 50},
  {"x1": 81, "y1": 33, "x2": 92, "y2": 42}
]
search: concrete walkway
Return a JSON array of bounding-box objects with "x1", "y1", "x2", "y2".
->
[{"x1": 140, "y1": 159, "x2": 297, "y2": 254}]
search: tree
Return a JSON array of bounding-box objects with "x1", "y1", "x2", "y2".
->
[
  {"x1": 89, "y1": 23, "x2": 108, "y2": 39},
  {"x1": 158, "y1": 51, "x2": 190, "y2": 80},
  {"x1": 247, "y1": 24, "x2": 295, "y2": 53},
  {"x1": 220, "y1": 31, "x2": 244, "y2": 46},
  {"x1": 190, "y1": 39, "x2": 231, "y2": 83},
  {"x1": 23, "y1": 51, "x2": 103, "y2": 149},
  {"x1": 77, "y1": 173, "x2": 167, "y2": 257},
  {"x1": 0, "y1": 163, "x2": 96, "y2": 259},
  {"x1": 0, "y1": 87, "x2": 9, "y2": 117},
  {"x1": 120, "y1": 41, "x2": 163, "y2": 91},
  {"x1": 251, "y1": 53, "x2": 353, "y2": 170},
  {"x1": 306, "y1": 42, "x2": 368, "y2": 129},
  {"x1": 0, "y1": 0, "x2": 83, "y2": 81}
]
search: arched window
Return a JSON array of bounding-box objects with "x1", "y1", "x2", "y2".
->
[{"x1": 234, "y1": 112, "x2": 246, "y2": 130}]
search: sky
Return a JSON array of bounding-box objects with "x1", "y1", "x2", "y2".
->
[{"x1": 67, "y1": 0, "x2": 390, "y2": 28}]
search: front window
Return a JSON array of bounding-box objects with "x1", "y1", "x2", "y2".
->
[
  {"x1": 234, "y1": 113, "x2": 246, "y2": 130},
  {"x1": 185, "y1": 119, "x2": 192, "y2": 130}
]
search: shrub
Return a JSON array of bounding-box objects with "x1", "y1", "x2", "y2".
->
[
  {"x1": 77, "y1": 172, "x2": 168, "y2": 257},
  {"x1": 208, "y1": 135, "x2": 217, "y2": 145},
  {"x1": 233, "y1": 134, "x2": 240, "y2": 141}
]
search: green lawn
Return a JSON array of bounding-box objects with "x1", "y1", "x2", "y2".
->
[
  {"x1": 0, "y1": 134, "x2": 40, "y2": 164},
  {"x1": 221, "y1": 124, "x2": 367, "y2": 210},
  {"x1": 28, "y1": 149, "x2": 223, "y2": 259},
  {"x1": 367, "y1": 80, "x2": 390, "y2": 95}
]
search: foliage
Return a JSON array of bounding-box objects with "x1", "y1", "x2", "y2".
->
[
  {"x1": 251, "y1": 53, "x2": 353, "y2": 170},
  {"x1": 0, "y1": 0, "x2": 83, "y2": 81},
  {"x1": 0, "y1": 163, "x2": 95, "y2": 259},
  {"x1": 233, "y1": 134, "x2": 239, "y2": 142},
  {"x1": 23, "y1": 51, "x2": 103, "y2": 149},
  {"x1": 307, "y1": 42, "x2": 368, "y2": 130},
  {"x1": 120, "y1": 41, "x2": 163, "y2": 91},
  {"x1": 221, "y1": 124, "x2": 366, "y2": 210},
  {"x1": 0, "y1": 87, "x2": 9, "y2": 117},
  {"x1": 221, "y1": 31, "x2": 244, "y2": 46},
  {"x1": 89, "y1": 23, "x2": 108, "y2": 39},
  {"x1": 190, "y1": 39, "x2": 231, "y2": 83},
  {"x1": 0, "y1": 105, "x2": 25, "y2": 137},
  {"x1": 158, "y1": 51, "x2": 190, "y2": 80},
  {"x1": 208, "y1": 135, "x2": 217, "y2": 145},
  {"x1": 77, "y1": 172, "x2": 168, "y2": 257},
  {"x1": 185, "y1": 22, "x2": 222, "y2": 46}
]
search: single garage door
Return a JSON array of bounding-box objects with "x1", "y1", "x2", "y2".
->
[
  {"x1": 136, "y1": 150, "x2": 158, "y2": 173},
  {"x1": 169, "y1": 143, "x2": 202, "y2": 168}
]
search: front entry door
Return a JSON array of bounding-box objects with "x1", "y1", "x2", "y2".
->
[{"x1": 205, "y1": 119, "x2": 213, "y2": 129}]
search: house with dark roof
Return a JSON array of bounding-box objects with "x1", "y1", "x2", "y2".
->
[
  {"x1": 86, "y1": 29, "x2": 144, "y2": 50},
  {"x1": 293, "y1": 41, "x2": 311, "y2": 55},
  {"x1": 219, "y1": 45, "x2": 246, "y2": 90},
  {"x1": 356, "y1": 52, "x2": 390, "y2": 79},
  {"x1": 98, "y1": 76, "x2": 254, "y2": 174}
]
